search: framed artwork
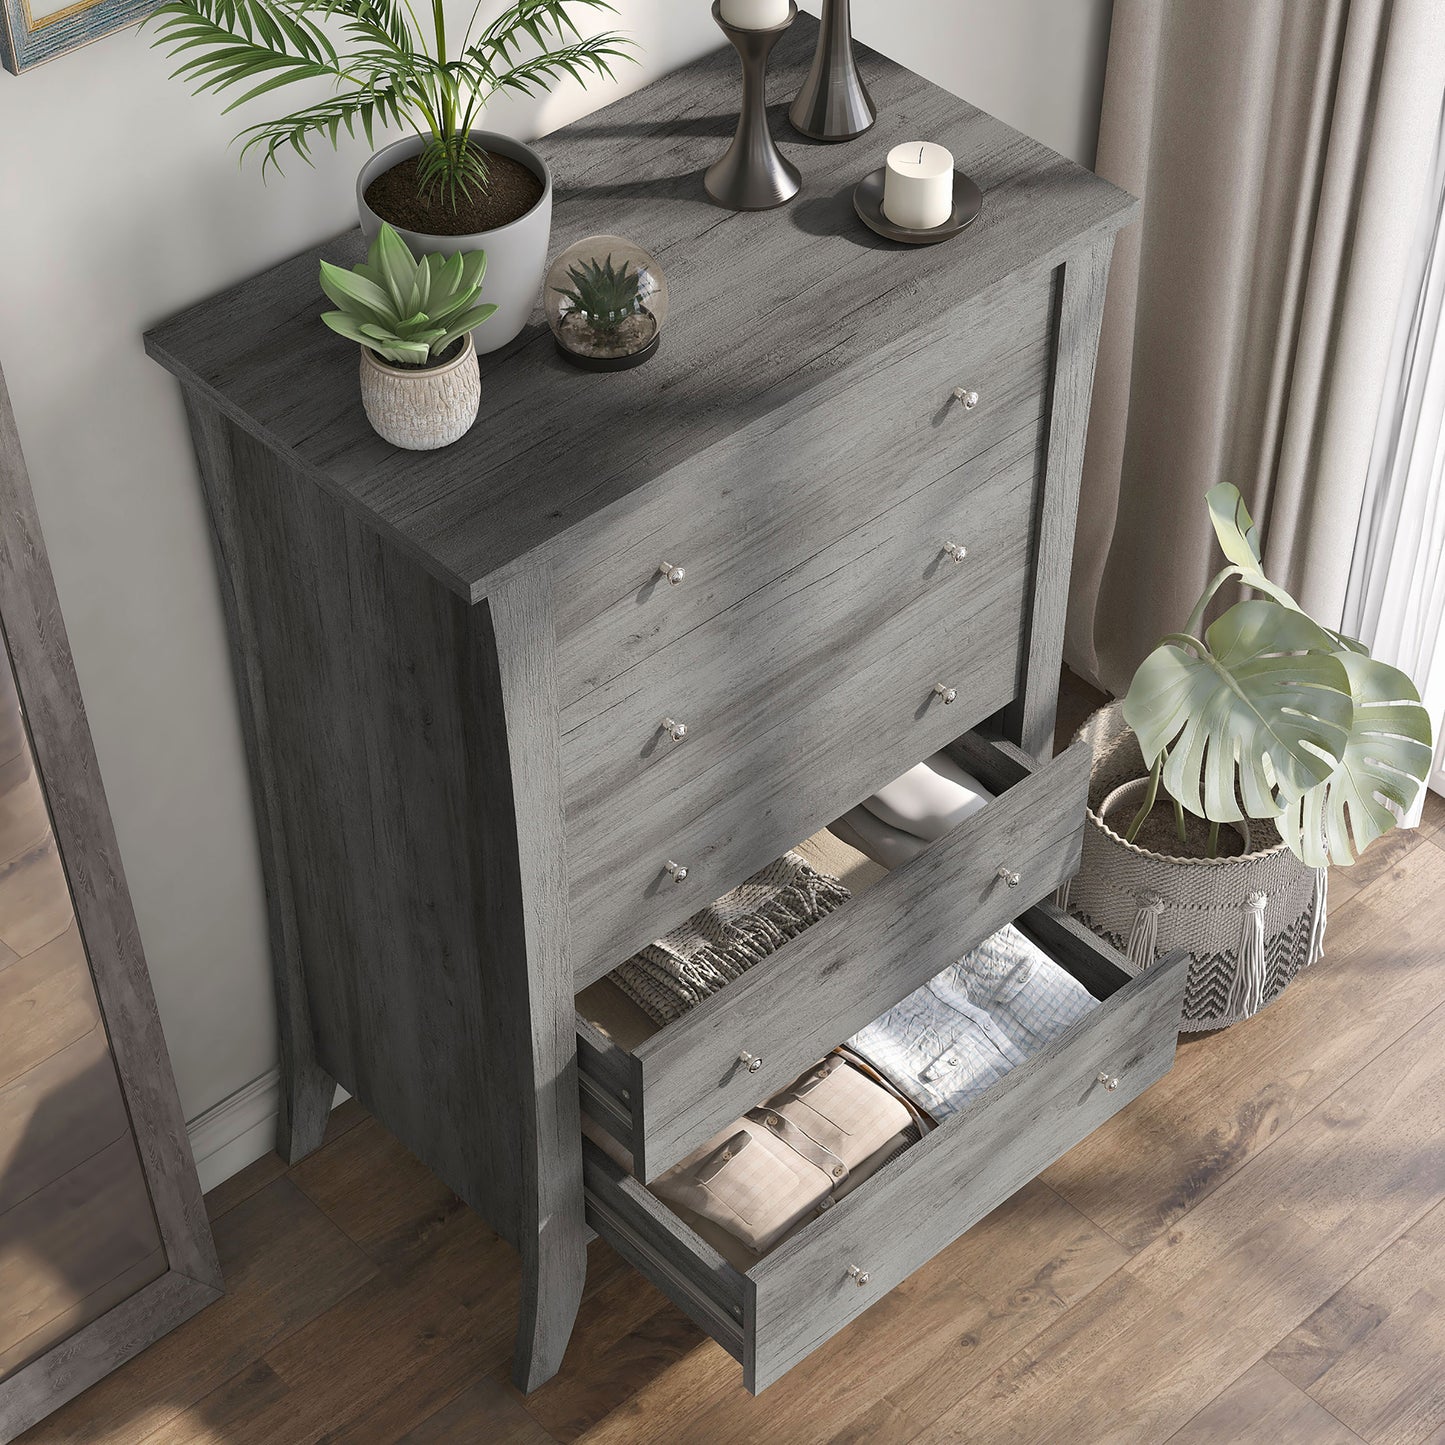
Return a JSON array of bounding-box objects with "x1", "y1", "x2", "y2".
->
[{"x1": 1, "y1": 0, "x2": 156, "y2": 73}]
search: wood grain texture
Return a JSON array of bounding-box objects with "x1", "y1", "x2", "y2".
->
[
  {"x1": 182, "y1": 390, "x2": 334, "y2": 1166},
  {"x1": 568, "y1": 549, "x2": 1034, "y2": 986},
  {"x1": 743, "y1": 939, "x2": 1189, "y2": 1391},
  {"x1": 144, "y1": 18, "x2": 1135, "y2": 605},
  {"x1": 617, "y1": 737, "x2": 1093, "y2": 1181},
  {"x1": 1042, "y1": 838, "x2": 1445, "y2": 1253},
  {"x1": 183, "y1": 404, "x2": 586, "y2": 1390},
  {"x1": 560, "y1": 425, "x2": 1043, "y2": 906},
  {"x1": 551, "y1": 276, "x2": 1052, "y2": 706},
  {"x1": 0, "y1": 364, "x2": 219, "y2": 1442},
  {"x1": 22, "y1": 794, "x2": 1445, "y2": 1443},
  {"x1": 1169, "y1": 1361, "x2": 1367, "y2": 1445},
  {"x1": 1003, "y1": 236, "x2": 1117, "y2": 759}
]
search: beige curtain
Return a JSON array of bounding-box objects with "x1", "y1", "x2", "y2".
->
[{"x1": 1067, "y1": 0, "x2": 1445, "y2": 695}]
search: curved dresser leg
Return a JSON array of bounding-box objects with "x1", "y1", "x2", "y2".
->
[{"x1": 513, "y1": 1208, "x2": 588, "y2": 1393}]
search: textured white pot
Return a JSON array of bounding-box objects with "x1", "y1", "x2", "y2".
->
[
  {"x1": 357, "y1": 131, "x2": 553, "y2": 354},
  {"x1": 359, "y1": 339, "x2": 481, "y2": 451}
]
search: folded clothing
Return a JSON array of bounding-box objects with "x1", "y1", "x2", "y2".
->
[
  {"x1": 847, "y1": 924, "x2": 1098, "y2": 1123},
  {"x1": 829, "y1": 804, "x2": 931, "y2": 870},
  {"x1": 861, "y1": 751, "x2": 993, "y2": 842},
  {"x1": 651, "y1": 1052, "x2": 922, "y2": 1271},
  {"x1": 609, "y1": 851, "x2": 851, "y2": 1026}
]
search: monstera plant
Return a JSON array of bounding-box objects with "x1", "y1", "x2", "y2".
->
[{"x1": 1120, "y1": 483, "x2": 1433, "y2": 868}]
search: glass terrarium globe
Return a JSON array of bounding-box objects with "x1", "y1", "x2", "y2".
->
[{"x1": 545, "y1": 235, "x2": 668, "y2": 371}]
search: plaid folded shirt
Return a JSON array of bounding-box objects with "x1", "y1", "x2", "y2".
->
[{"x1": 846, "y1": 924, "x2": 1098, "y2": 1122}]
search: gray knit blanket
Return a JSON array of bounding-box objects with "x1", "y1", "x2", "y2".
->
[{"x1": 609, "y1": 852, "x2": 852, "y2": 1025}]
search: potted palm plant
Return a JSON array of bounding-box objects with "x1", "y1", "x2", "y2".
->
[
  {"x1": 148, "y1": 0, "x2": 633, "y2": 352},
  {"x1": 321, "y1": 224, "x2": 496, "y2": 449},
  {"x1": 1063, "y1": 484, "x2": 1432, "y2": 1029}
]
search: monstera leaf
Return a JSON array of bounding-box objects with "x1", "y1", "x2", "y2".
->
[
  {"x1": 1123, "y1": 599, "x2": 1354, "y2": 821},
  {"x1": 1205, "y1": 483, "x2": 1300, "y2": 609},
  {"x1": 1276, "y1": 653, "x2": 1434, "y2": 867}
]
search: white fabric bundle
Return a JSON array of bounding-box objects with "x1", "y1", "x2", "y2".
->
[{"x1": 830, "y1": 751, "x2": 994, "y2": 869}]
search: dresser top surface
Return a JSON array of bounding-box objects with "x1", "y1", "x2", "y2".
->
[{"x1": 146, "y1": 16, "x2": 1134, "y2": 602}]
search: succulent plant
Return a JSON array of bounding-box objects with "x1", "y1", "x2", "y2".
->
[
  {"x1": 320, "y1": 224, "x2": 497, "y2": 367},
  {"x1": 552, "y1": 253, "x2": 647, "y2": 339}
]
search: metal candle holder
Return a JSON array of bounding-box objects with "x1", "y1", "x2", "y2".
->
[
  {"x1": 705, "y1": 0, "x2": 802, "y2": 211},
  {"x1": 789, "y1": 0, "x2": 875, "y2": 142}
]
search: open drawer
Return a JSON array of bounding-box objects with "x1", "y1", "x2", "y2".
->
[
  {"x1": 576, "y1": 730, "x2": 1092, "y2": 1183},
  {"x1": 583, "y1": 904, "x2": 1189, "y2": 1393}
]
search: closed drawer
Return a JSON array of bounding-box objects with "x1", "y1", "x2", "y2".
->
[
  {"x1": 565, "y1": 488, "x2": 1041, "y2": 985},
  {"x1": 577, "y1": 732, "x2": 1092, "y2": 1181},
  {"x1": 582, "y1": 906, "x2": 1189, "y2": 1393},
  {"x1": 552, "y1": 275, "x2": 1054, "y2": 707},
  {"x1": 562, "y1": 418, "x2": 1043, "y2": 822}
]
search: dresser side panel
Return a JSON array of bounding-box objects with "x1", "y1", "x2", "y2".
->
[{"x1": 220, "y1": 421, "x2": 550, "y2": 1245}]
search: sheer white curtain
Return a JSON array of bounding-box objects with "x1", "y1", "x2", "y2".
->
[{"x1": 1343, "y1": 97, "x2": 1445, "y2": 811}]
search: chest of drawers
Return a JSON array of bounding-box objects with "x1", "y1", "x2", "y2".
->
[{"x1": 148, "y1": 17, "x2": 1160, "y2": 1397}]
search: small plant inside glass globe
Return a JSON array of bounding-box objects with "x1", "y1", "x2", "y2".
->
[{"x1": 546, "y1": 235, "x2": 668, "y2": 371}]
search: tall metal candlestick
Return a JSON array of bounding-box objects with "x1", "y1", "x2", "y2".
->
[
  {"x1": 789, "y1": 0, "x2": 875, "y2": 142},
  {"x1": 705, "y1": 0, "x2": 802, "y2": 211}
]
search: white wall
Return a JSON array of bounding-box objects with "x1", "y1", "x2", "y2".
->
[{"x1": 0, "y1": 0, "x2": 1110, "y2": 1185}]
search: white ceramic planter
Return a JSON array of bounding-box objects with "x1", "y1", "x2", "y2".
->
[
  {"x1": 357, "y1": 132, "x2": 553, "y2": 354},
  {"x1": 359, "y1": 339, "x2": 481, "y2": 451}
]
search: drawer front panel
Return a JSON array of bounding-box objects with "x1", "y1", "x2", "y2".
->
[
  {"x1": 623, "y1": 737, "x2": 1093, "y2": 1180},
  {"x1": 552, "y1": 276, "x2": 1054, "y2": 707},
  {"x1": 566, "y1": 539, "x2": 1034, "y2": 985},
  {"x1": 744, "y1": 929, "x2": 1189, "y2": 1392},
  {"x1": 560, "y1": 419, "x2": 1043, "y2": 817}
]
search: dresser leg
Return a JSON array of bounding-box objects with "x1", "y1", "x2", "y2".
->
[
  {"x1": 512, "y1": 1208, "x2": 588, "y2": 1393},
  {"x1": 275, "y1": 1053, "x2": 334, "y2": 1164}
]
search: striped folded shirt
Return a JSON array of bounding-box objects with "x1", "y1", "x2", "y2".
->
[{"x1": 846, "y1": 924, "x2": 1098, "y2": 1122}]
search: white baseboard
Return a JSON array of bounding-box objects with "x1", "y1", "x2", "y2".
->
[{"x1": 186, "y1": 1071, "x2": 349, "y2": 1195}]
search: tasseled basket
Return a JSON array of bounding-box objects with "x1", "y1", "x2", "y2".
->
[{"x1": 1056, "y1": 704, "x2": 1328, "y2": 1031}]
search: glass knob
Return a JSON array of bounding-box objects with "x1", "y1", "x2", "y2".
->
[
  {"x1": 1097, "y1": 1071, "x2": 1120, "y2": 1092},
  {"x1": 933, "y1": 682, "x2": 958, "y2": 706},
  {"x1": 738, "y1": 1051, "x2": 763, "y2": 1073},
  {"x1": 665, "y1": 859, "x2": 689, "y2": 884},
  {"x1": 661, "y1": 717, "x2": 688, "y2": 743},
  {"x1": 847, "y1": 1264, "x2": 871, "y2": 1287},
  {"x1": 657, "y1": 562, "x2": 686, "y2": 586},
  {"x1": 997, "y1": 866, "x2": 1022, "y2": 888},
  {"x1": 952, "y1": 387, "x2": 980, "y2": 410},
  {"x1": 943, "y1": 541, "x2": 968, "y2": 564}
]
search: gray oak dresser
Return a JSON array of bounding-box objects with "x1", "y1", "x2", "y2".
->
[{"x1": 148, "y1": 18, "x2": 1187, "y2": 1397}]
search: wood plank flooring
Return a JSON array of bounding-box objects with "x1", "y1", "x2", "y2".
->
[{"x1": 19, "y1": 689, "x2": 1445, "y2": 1444}]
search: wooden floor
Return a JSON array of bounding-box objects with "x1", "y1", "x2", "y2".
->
[{"x1": 20, "y1": 727, "x2": 1445, "y2": 1442}]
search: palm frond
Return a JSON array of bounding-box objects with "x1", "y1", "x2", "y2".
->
[
  {"x1": 468, "y1": 32, "x2": 629, "y2": 95},
  {"x1": 237, "y1": 86, "x2": 407, "y2": 176},
  {"x1": 472, "y1": 0, "x2": 616, "y2": 63}
]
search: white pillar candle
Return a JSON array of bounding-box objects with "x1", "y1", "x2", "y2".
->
[
  {"x1": 719, "y1": 0, "x2": 790, "y2": 27},
  {"x1": 882, "y1": 141, "x2": 955, "y2": 230}
]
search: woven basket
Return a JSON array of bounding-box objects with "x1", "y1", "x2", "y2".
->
[{"x1": 1059, "y1": 704, "x2": 1327, "y2": 1031}]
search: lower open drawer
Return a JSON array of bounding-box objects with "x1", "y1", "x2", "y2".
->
[{"x1": 582, "y1": 904, "x2": 1188, "y2": 1394}]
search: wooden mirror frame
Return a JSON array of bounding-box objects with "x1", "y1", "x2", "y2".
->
[{"x1": 0, "y1": 364, "x2": 221, "y2": 1441}]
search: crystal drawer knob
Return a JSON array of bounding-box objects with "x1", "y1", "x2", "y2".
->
[
  {"x1": 738, "y1": 1051, "x2": 763, "y2": 1074},
  {"x1": 997, "y1": 866, "x2": 1022, "y2": 888},
  {"x1": 665, "y1": 859, "x2": 689, "y2": 884},
  {"x1": 952, "y1": 387, "x2": 980, "y2": 410},
  {"x1": 847, "y1": 1264, "x2": 871, "y2": 1287},
  {"x1": 657, "y1": 562, "x2": 686, "y2": 586},
  {"x1": 943, "y1": 541, "x2": 968, "y2": 564},
  {"x1": 933, "y1": 682, "x2": 958, "y2": 706},
  {"x1": 1097, "y1": 1071, "x2": 1120, "y2": 1092},
  {"x1": 661, "y1": 716, "x2": 688, "y2": 743}
]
